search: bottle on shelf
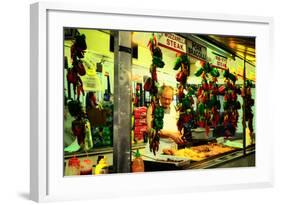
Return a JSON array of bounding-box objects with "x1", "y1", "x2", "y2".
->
[
  {"x1": 80, "y1": 158, "x2": 92, "y2": 175},
  {"x1": 131, "y1": 149, "x2": 144, "y2": 172},
  {"x1": 94, "y1": 156, "x2": 108, "y2": 175}
]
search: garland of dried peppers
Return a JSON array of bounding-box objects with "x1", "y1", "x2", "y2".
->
[{"x1": 144, "y1": 33, "x2": 165, "y2": 155}]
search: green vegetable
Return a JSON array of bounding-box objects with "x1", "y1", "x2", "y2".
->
[
  {"x1": 173, "y1": 57, "x2": 182, "y2": 70},
  {"x1": 210, "y1": 68, "x2": 220, "y2": 77},
  {"x1": 182, "y1": 97, "x2": 191, "y2": 108},
  {"x1": 204, "y1": 62, "x2": 211, "y2": 73},
  {"x1": 194, "y1": 67, "x2": 204, "y2": 77},
  {"x1": 153, "y1": 57, "x2": 165, "y2": 68},
  {"x1": 154, "y1": 107, "x2": 164, "y2": 118},
  {"x1": 224, "y1": 70, "x2": 237, "y2": 83},
  {"x1": 198, "y1": 103, "x2": 205, "y2": 114},
  {"x1": 223, "y1": 101, "x2": 229, "y2": 110},
  {"x1": 154, "y1": 119, "x2": 164, "y2": 130}
]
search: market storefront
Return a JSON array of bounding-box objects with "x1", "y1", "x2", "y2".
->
[{"x1": 63, "y1": 28, "x2": 255, "y2": 175}]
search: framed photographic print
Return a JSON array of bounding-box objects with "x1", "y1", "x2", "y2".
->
[{"x1": 30, "y1": 1, "x2": 274, "y2": 202}]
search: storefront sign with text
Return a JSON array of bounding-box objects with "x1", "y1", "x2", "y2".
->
[
  {"x1": 213, "y1": 54, "x2": 227, "y2": 69},
  {"x1": 158, "y1": 33, "x2": 186, "y2": 53},
  {"x1": 187, "y1": 39, "x2": 207, "y2": 61}
]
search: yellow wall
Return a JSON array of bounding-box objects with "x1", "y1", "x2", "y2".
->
[{"x1": 78, "y1": 29, "x2": 113, "y2": 59}]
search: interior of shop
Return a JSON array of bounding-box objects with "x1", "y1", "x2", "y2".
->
[{"x1": 63, "y1": 28, "x2": 256, "y2": 176}]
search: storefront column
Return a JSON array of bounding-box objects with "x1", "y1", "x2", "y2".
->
[
  {"x1": 242, "y1": 57, "x2": 246, "y2": 156},
  {"x1": 113, "y1": 31, "x2": 132, "y2": 173}
]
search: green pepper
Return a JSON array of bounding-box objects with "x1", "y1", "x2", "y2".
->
[
  {"x1": 181, "y1": 55, "x2": 190, "y2": 67},
  {"x1": 224, "y1": 70, "x2": 237, "y2": 83},
  {"x1": 158, "y1": 107, "x2": 164, "y2": 118},
  {"x1": 236, "y1": 101, "x2": 241, "y2": 109},
  {"x1": 154, "y1": 107, "x2": 164, "y2": 119},
  {"x1": 153, "y1": 47, "x2": 163, "y2": 58},
  {"x1": 204, "y1": 62, "x2": 211, "y2": 73},
  {"x1": 228, "y1": 72, "x2": 237, "y2": 83},
  {"x1": 153, "y1": 57, "x2": 165, "y2": 68},
  {"x1": 182, "y1": 97, "x2": 190, "y2": 108},
  {"x1": 198, "y1": 103, "x2": 205, "y2": 114},
  {"x1": 173, "y1": 56, "x2": 182, "y2": 70},
  {"x1": 194, "y1": 67, "x2": 204, "y2": 77},
  {"x1": 154, "y1": 119, "x2": 163, "y2": 130},
  {"x1": 223, "y1": 101, "x2": 228, "y2": 110},
  {"x1": 210, "y1": 68, "x2": 220, "y2": 77},
  {"x1": 216, "y1": 100, "x2": 221, "y2": 110},
  {"x1": 206, "y1": 100, "x2": 212, "y2": 109}
]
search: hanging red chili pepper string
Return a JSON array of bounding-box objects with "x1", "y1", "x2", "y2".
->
[
  {"x1": 144, "y1": 33, "x2": 165, "y2": 155},
  {"x1": 173, "y1": 53, "x2": 196, "y2": 144},
  {"x1": 194, "y1": 62, "x2": 221, "y2": 136},
  {"x1": 67, "y1": 32, "x2": 87, "y2": 101}
]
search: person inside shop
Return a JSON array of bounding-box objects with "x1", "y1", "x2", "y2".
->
[{"x1": 146, "y1": 85, "x2": 185, "y2": 156}]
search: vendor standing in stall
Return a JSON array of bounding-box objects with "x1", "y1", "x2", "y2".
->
[{"x1": 146, "y1": 85, "x2": 184, "y2": 156}]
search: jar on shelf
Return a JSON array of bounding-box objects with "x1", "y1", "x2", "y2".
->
[
  {"x1": 80, "y1": 159, "x2": 93, "y2": 175},
  {"x1": 67, "y1": 157, "x2": 80, "y2": 176}
]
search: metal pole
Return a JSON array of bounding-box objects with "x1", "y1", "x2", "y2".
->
[
  {"x1": 113, "y1": 31, "x2": 132, "y2": 173},
  {"x1": 242, "y1": 57, "x2": 246, "y2": 156}
]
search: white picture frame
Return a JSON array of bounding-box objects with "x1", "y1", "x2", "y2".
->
[{"x1": 30, "y1": 2, "x2": 274, "y2": 202}]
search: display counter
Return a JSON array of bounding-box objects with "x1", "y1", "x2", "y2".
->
[
  {"x1": 64, "y1": 140, "x2": 255, "y2": 175},
  {"x1": 142, "y1": 145, "x2": 255, "y2": 171}
]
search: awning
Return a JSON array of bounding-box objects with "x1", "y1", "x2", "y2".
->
[{"x1": 197, "y1": 34, "x2": 256, "y2": 66}]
